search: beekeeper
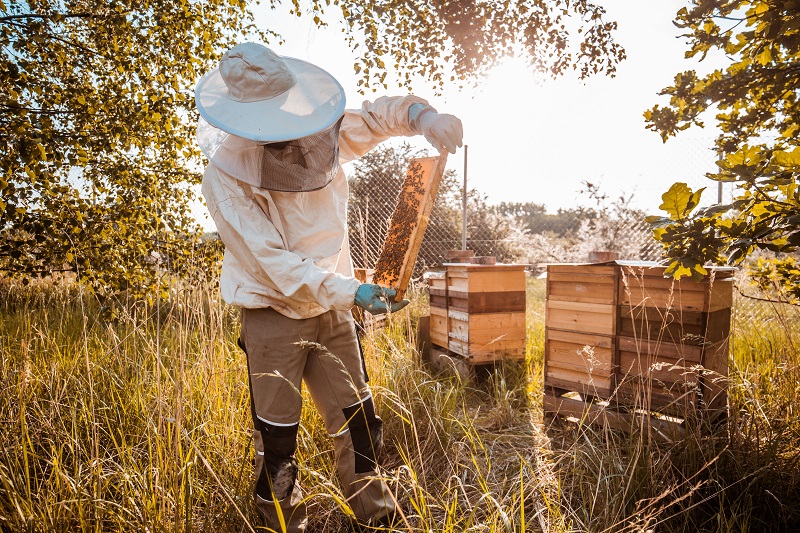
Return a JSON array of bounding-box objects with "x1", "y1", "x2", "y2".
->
[{"x1": 195, "y1": 42, "x2": 463, "y2": 531}]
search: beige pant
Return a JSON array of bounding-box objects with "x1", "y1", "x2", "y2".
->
[{"x1": 240, "y1": 307, "x2": 395, "y2": 532}]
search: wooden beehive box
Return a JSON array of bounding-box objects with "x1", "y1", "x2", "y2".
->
[
  {"x1": 615, "y1": 263, "x2": 733, "y2": 416},
  {"x1": 429, "y1": 263, "x2": 527, "y2": 364},
  {"x1": 544, "y1": 261, "x2": 733, "y2": 426},
  {"x1": 544, "y1": 264, "x2": 619, "y2": 397}
]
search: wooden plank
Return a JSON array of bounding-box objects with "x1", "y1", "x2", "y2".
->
[
  {"x1": 544, "y1": 372, "x2": 613, "y2": 397},
  {"x1": 700, "y1": 338, "x2": 728, "y2": 413},
  {"x1": 543, "y1": 394, "x2": 687, "y2": 442},
  {"x1": 464, "y1": 269, "x2": 526, "y2": 293},
  {"x1": 708, "y1": 279, "x2": 733, "y2": 312},
  {"x1": 546, "y1": 300, "x2": 615, "y2": 335},
  {"x1": 450, "y1": 338, "x2": 525, "y2": 359},
  {"x1": 444, "y1": 264, "x2": 527, "y2": 273},
  {"x1": 430, "y1": 331, "x2": 448, "y2": 349},
  {"x1": 548, "y1": 264, "x2": 617, "y2": 277},
  {"x1": 618, "y1": 350, "x2": 698, "y2": 385},
  {"x1": 547, "y1": 271, "x2": 617, "y2": 285},
  {"x1": 547, "y1": 268, "x2": 617, "y2": 305},
  {"x1": 546, "y1": 328, "x2": 614, "y2": 348},
  {"x1": 447, "y1": 290, "x2": 526, "y2": 313},
  {"x1": 617, "y1": 335, "x2": 704, "y2": 363},
  {"x1": 448, "y1": 274, "x2": 469, "y2": 293},
  {"x1": 620, "y1": 284, "x2": 709, "y2": 312},
  {"x1": 545, "y1": 365, "x2": 613, "y2": 390},
  {"x1": 547, "y1": 338, "x2": 613, "y2": 373},
  {"x1": 614, "y1": 382, "x2": 699, "y2": 416},
  {"x1": 373, "y1": 153, "x2": 448, "y2": 300},
  {"x1": 468, "y1": 350, "x2": 526, "y2": 364},
  {"x1": 430, "y1": 306, "x2": 447, "y2": 317},
  {"x1": 430, "y1": 313, "x2": 447, "y2": 335}
]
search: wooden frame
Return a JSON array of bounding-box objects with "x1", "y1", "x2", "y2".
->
[{"x1": 372, "y1": 153, "x2": 449, "y2": 300}]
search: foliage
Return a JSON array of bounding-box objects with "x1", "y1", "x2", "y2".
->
[
  {"x1": 327, "y1": 0, "x2": 626, "y2": 92},
  {"x1": 0, "y1": 0, "x2": 259, "y2": 305},
  {"x1": 1, "y1": 0, "x2": 624, "y2": 305},
  {"x1": 511, "y1": 182, "x2": 659, "y2": 264},
  {"x1": 645, "y1": 1, "x2": 800, "y2": 291},
  {"x1": 493, "y1": 201, "x2": 597, "y2": 238},
  {"x1": 748, "y1": 255, "x2": 800, "y2": 304}
]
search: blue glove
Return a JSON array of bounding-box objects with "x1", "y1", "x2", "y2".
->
[{"x1": 354, "y1": 284, "x2": 410, "y2": 315}]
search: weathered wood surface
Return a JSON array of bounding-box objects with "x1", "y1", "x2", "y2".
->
[
  {"x1": 543, "y1": 393, "x2": 687, "y2": 442},
  {"x1": 373, "y1": 153, "x2": 448, "y2": 300},
  {"x1": 544, "y1": 261, "x2": 732, "y2": 422}
]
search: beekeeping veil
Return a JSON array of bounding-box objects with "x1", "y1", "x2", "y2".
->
[{"x1": 195, "y1": 43, "x2": 346, "y2": 192}]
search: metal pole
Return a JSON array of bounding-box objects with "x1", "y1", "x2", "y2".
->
[
  {"x1": 718, "y1": 152, "x2": 723, "y2": 203},
  {"x1": 462, "y1": 145, "x2": 468, "y2": 251}
]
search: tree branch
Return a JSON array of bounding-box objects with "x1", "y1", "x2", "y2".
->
[{"x1": 0, "y1": 13, "x2": 100, "y2": 23}]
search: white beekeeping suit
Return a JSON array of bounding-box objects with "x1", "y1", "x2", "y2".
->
[{"x1": 196, "y1": 42, "x2": 462, "y2": 532}]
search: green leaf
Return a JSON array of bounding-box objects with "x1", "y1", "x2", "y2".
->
[
  {"x1": 659, "y1": 182, "x2": 703, "y2": 221},
  {"x1": 772, "y1": 147, "x2": 800, "y2": 169}
]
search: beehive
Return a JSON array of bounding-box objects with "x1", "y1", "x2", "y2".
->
[
  {"x1": 429, "y1": 263, "x2": 527, "y2": 364},
  {"x1": 544, "y1": 261, "x2": 733, "y2": 425},
  {"x1": 544, "y1": 264, "x2": 618, "y2": 397}
]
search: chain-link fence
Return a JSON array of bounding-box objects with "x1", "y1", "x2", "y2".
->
[
  {"x1": 346, "y1": 143, "x2": 666, "y2": 274},
  {"x1": 346, "y1": 140, "x2": 798, "y2": 325}
]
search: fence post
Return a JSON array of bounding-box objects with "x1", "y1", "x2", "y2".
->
[{"x1": 462, "y1": 144, "x2": 468, "y2": 251}]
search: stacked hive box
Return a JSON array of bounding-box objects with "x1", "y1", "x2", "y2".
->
[
  {"x1": 429, "y1": 263, "x2": 527, "y2": 364},
  {"x1": 544, "y1": 261, "x2": 733, "y2": 424}
]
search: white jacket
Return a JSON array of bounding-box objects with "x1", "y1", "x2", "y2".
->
[{"x1": 202, "y1": 95, "x2": 427, "y2": 318}]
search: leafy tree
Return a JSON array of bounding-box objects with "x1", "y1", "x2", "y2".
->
[
  {"x1": 493, "y1": 201, "x2": 596, "y2": 237},
  {"x1": 645, "y1": 1, "x2": 800, "y2": 293},
  {"x1": 0, "y1": 0, "x2": 261, "y2": 305},
  {"x1": 330, "y1": 0, "x2": 626, "y2": 91},
  {"x1": 1, "y1": 0, "x2": 624, "y2": 304}
]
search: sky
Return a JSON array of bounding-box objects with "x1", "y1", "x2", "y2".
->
[{"x1": 196, "y1": 1, "x2": 730, "y2": 229}]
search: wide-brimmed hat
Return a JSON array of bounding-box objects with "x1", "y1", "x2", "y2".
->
[{"x1": 195, "y1": 42, "x2": 346, "y2": 142}]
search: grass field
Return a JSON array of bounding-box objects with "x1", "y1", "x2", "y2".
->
[{"x1": 1, "y1": 275, "x2": 799, "y2": 532}]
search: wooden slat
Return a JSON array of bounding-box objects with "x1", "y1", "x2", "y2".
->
[
  {"x1": 446, "y1": 267, "x2": 526, "y2": 293},
  {"x1": 614, "y1": 382, "x2": 699, "y2": 416},
  {"x1": 708, "y1": 279, "x2": 733, "y2": 312},
  {"x1": 617, "y1": 335, "x2": 705, "y2": 363},
  {"x1": 444, "y1": 264, "x2": 527, "y2": 273},
  {"x1": 618, "y1": 350, "x2": 698, "y2": 385},
  {"x1": 543, "y1": 394, "x2": 687, "y2": 441},
  {"x1": 547, "y1": 268, "x2": 617, "y2": 305},
  {"x1": 547, "y1": 338, "x2": 613, "y2": 373},
  {"x1": 447, "y1": 290, "x2": 526, "y2": 313},
  {"x1": 546, "y1": 300, "x2": 615, "y2": 335},
  {"x1": 547, "y1": 264, "x2": 616, "y2": 276},
  {"x1": 544, "y1": 369, "x2": 613, "y2": 397},
  {"x1": 449, "y1": 338, "x2": 525, "y2": 359},
  {"x1": 373, "y1": 153, "x2": 448, "y2": 300}
]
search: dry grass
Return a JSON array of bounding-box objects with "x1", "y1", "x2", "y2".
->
[{"x1": 0, "y1": 275, "x2": 798, "y2": 532}]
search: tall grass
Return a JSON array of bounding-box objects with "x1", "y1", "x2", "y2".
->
[{"x1": 1, "y1": 276, "x2": 798, "y2": 532}]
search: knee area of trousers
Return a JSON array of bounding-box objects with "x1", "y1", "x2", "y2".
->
[
  {"x1": 342, "y1": 397, "x2": 383, "y2": 474},
  {"x1": 256, "y1": 421, "x2": 299, "y2": 502},
  {"x1": 257, "y1": 420, "x2": 299, "y2": 463}
]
